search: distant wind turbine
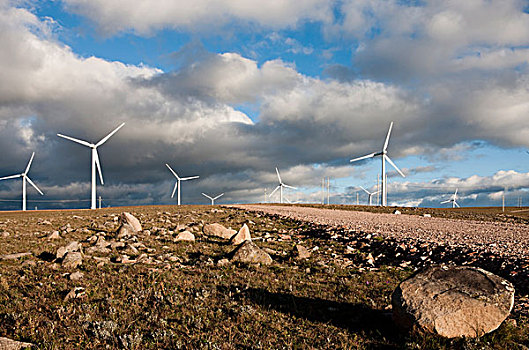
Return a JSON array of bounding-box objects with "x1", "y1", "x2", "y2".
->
[
  {"x1": 269, "y1": 167, "x2": 296, "y2": 204},
  {"x1": 441, "y1": 188, "x2": 460, "y2": 208},
  {"x1": 202, "y1": 192, "x2": 224, "y2": 205},
  {"x1": 350, "y1": 121, "x2": 405, "y2": 206},
  {"x1": 166, "y1": 164, "x2": 199, "y2": 205},
  {"x1": 57, "y1": 123, "x2": 125, "y2": 210},
  {"x1": 359, "y1": 186, "x2": 380, "y2": 206},
  {"x1": 0, "y1": 152, "x2": 44, "y2": 211}
]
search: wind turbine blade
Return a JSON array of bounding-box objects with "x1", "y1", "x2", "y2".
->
[
  {"x1": 275, "y1": 167, "x2": 282, "y2": 184},
  {"x1": 24, "y1": 152, "x2": 35, "y2": 175},
  {"x1": 171, "y1": 182, "x2": 178, "y2": 198},
  {"x1": 454, "y1": 188, "x2": 458, "y2": 196},
  {"x1": 359, "y1": 186, "x2": 370, "y2": 194},
  {"x1": 269, "y1": 185, "x2": 280, "y2": 197},
  {"x1": 385, "y1": 156, "x2": 405, "y2": 177},
  {"x1": 350, "y1": 152, "x2": 377, "y2": 163},
  {"x1": 94, "y1": 150, "x2": 104, "y2": 185},
  {"x1": 440, "y1": 200, "x2": 451, "y2": 204},
  {"x1": 0, "y1": 174, "x2": 22, "y2": 181},
  {"x1": 181, "y1": 176, "x2": 199, "y2": 181},
  {"x1": 57, "y1": 134, "x2": 93, "y2": 148},
  {"x1": 165, "y1": 164, "x2": 179, "y2": 179},
  {"x1": 95, "y1": 122, "x2": 125, "y2": 147},
  {"x1": 383, "y1": 121, "x2": 393, "y2": 151},
  {"x1": 26, "y1": 177, "x2": 44, "y2": 195},
  {"x1": 283, "y1": 184, "x2": 297, "y2": 189},
  {"x1": 285, "y1": 197, "x2": 292, "y2": 204},
  {"x1": 454, "y1": 201, "x2": 460, "y2": 208},
  {"x1": 201, "y1": 193, "x2": 213, "y2": 200},
  {"x1": 213, "y1": 193, "x2": 224, "y2": 200}
]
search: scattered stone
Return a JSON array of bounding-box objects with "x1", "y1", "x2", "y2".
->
[
  {"x1": 111, "y1": 241, "x2": 126, "y2": 250},
  {"x1": 174, "y1": 231, "x2": 195, "y2": 242},
  {"x1": 230, "y1": 224, "x2": 251, "y2": 245},
  {"x1": 366, "y1": 253, "x2": 375, "y2": 266},
  {"x1": 56, "y1": 241, "x2": 81, "y2": 260},
  {"x1": 62, "y1": 252, "x2": 83, "y2": 269},
  {"x1": 393, "y1": 210, "x2": 401, "y2": 215},
  {"x1": 117, "y1": 212, "x2": 142, "y2": 238},
  {"x1": 0, "y1": 252, "x2": 32, "y2": 261},
  {"x1": 294, "y1": 245, "x2": 311, "y2": 259},
  {"x1": 38, "y1": 220, "x2": 52, "y2": 225},
  {"x1": 423, "y1": 214, "x2": 432, "y2": 218},
  {"x1": 70, "y1": 271, "x2": 84, "y2": 281},
  {"x1": 203, "y1": 223, "x2": 236, "y2": 239},
  {"x1": 217, "y1": 258, "x2": 230, "y2": 266},
  {"x1": 0, "y1": 231, "x2": 10, "y2": 237},
  {"x1": 48, "y1": 231, "x2": 61, "y2": 240},
  {"x1": 64, "y1": 287, "x2": 86, "y2": 301},
  {"x1": 392, "y1": 265, "x2": 515, "y2": 338},
  {"x1": 0, "y1": 336, "x2": 35, "y2": 349},
  {"x1": 231, "y1": 241, "x2": 273, "y2": 265}
]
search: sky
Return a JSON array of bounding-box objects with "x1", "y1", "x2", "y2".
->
[{"x1": 1, "y1": 0, "x2": 529, "y2": 210}]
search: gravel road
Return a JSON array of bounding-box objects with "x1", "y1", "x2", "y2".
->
[{"x1": 232, "y1": 205, "x2": 529, "y2": 260}]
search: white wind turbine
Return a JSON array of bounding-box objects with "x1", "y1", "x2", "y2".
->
[
  {"x1": 359, "y1": 186, "x2": 380, "y2": 206},
  {"x1": 166, "y1": 164, "x2": 199, "y2": 205},
  {"x1": 57, "y1": 123, "x2": 125, "y2": 210},
  {"x1": 202, "y1": 192, "x2": 224, "y2": 205},
  {"x1": 0, "y1": 152, "x2": 44, "y2": 211},
  {"x1": 350, "y1": 122, "x2": 405, "y2": 206},
  {"x1": 269, "y1": 167, "x2": 296, "y2": 204},
  {"x1": 441, "y1": 188, "x2": 460, "y2": 208}
]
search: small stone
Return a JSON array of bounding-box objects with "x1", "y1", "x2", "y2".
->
[
  {"x1": 64, "y1": 287, "x2": 86, "y2": 301},
  {"x1": 69, "y1": 271, "x2": 84, "y2": 281},
  {"x1": 217, "y1": 258, "x2": 230, "y2": 266},
  {"x1": 203, "y1": 223, "x2": 236, "y2": 239},
  {"x1": 62, "y1": 252, "x2": 83, "y2": 269},
  {"x1": 174, "y1": 231, "x2": 195, "y2": 242},
  {"x1": 294, "y1": 245, "x2": 311, "y2": 259},
  {"x1": 0, "y1": 231, "x2": 10, "y2": 237},
  {"x1": 56, "y1": 241, "x2": 81, "y2": 260},
  {"x1": 231, "y1": 241, "x2": 273, "y2": 265},
  {"x1": 423, "y1": 214, "x2": 432, "y2": 217},
  {"x1": 393, "y1": 210, "x2": 401, "y2": 215},
  {"x1": 0, "y1": 336, "x2": 35, "y2": 349},
  {"x1": 0, "y1": 252, "x2": 32, "y2": 261},
  {"x1": 366, "y1": 253, "x2": 375, "y2": 266},
  {"x1": 229, "y1": 224, "x2": 251, "y2": 245},
  {"x1": 47, "y1": 231, "x2": 61, "y2": 240},
  {"x1": 117, "y1": 212, "x2": 142, "y2": 238}
]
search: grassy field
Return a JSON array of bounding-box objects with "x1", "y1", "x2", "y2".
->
[{"x1": 0, "y1": 205, "x2": 527, "y2": 349}]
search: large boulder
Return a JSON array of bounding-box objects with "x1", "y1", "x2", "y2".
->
[
  {"x1": 231, "y1": 241, "x2": 273, "y2": 265},
  {"x1": 56, "y1": 241, "x2": 81, "y2": 259},
  {"x1": 392, "y1": 265, "x2": 515, "y2": 338},
  {"x1": 229, "y1": 224, "x2": 251, "y2": 245},
  {"x1": 62, "y1": 252, "x2": 83, "y2": 269},
  {"x1": 203, "y1": 223, "x2": 236, "y2": 239},
  {"x1": 117, "y1": 212, "x2": 142, "y2": 238}
]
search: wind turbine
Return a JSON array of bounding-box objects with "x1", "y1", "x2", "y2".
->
[
  {"x1": 0, "y1": 152, "x2": 44, "y2": 211},
  {"x1": 57, "y1": 123, "x2": 125, "y2": 210},
  {"x1": 269, "y1": 167, "x2": 296, "y2": 204},
  {"x1": 350, "y1": 122, "x2": 405, "y2": 206},
  {"x1": 166, "y1": 164, "x2": 199, "y2": 205},
  {"x1": 359, "y1": 186, "x2": 380, "y2": 206},
  {"x1": 441, "y1": 188, "x2": 460, "y2": 208},
  {"x1": 202, "y1": 192, "x2": 224, "y2": 205}
]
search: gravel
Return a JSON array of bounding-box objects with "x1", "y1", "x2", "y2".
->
[{"x1": 232, "y1": 205, "x2": 529, "y2": 260}]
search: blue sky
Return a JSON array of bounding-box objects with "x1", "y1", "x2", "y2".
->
[{"x1": 1, "y1": 0, "x2": 529, "y2": 209}]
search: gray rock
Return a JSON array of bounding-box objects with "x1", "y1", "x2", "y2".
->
[
  {"x1": 0, "y1": 252, "x2": 32, "y2": 261},
  {"x1": 203, "y1": 223, "x2": 236, "y2": 239},
  {"x1": 174, "y1": 231, "x2": 195, "y2": 242},
  {"x1": 229, "y1": 224, "x2": 251, "y2": 245},
  {"x1": 56, "y1": 241, "x2": 81, "y2": 259},
  {"x1": 62, "y1": 252, "x2": 83, "y2": 269},
  {"x1": 393, "y1": 210, "x2": 401, "y2": 215},
  {"x1": 392, "y1": 265, "x2": 515, "y2": 338},
  {"x1": 47, "y1": 231, "x2": 61, "y2": 240},
  {"x1": 69, "y1": 271, "x2": 84, "y2": 281},
  {"x1": 231, "y1": 241, "x2": 273, "y2": 265},
  {"x1": 0, "y1": 336, "x2": 34, "y2": 349},
  {"x1": 294, "y1": 245, "x2": 311, "y2": 259},
  {"x1": 117, "y1": 212, "x2": 142, "y2": 238}
]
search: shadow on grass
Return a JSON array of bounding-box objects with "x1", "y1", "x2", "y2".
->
[{"x1": 222, "y1": 286, "x2": 403, "y2": 347}]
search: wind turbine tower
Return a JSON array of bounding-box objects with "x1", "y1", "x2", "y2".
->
[
  {"x1": 202, "y1": 192, "x2": 224, "y2": 205},
  {"x1": 359, "y1": 186, "x2": 380, "y2": 206},
  {"x1": 0, "y1": 152, "x2": 44, "y2": 211},
  {"x1": 166, "y1": 164, "x2": 199, "y2": 205},
  {"x1": 269, "y1": 167, "x2": 296, "y2": 204},
  {"x1": 350, "y1": 122, "x2": 405, "y2": 206},
  {"x1": 57, "y1": 123, "x2": 125, "y2": 210}
]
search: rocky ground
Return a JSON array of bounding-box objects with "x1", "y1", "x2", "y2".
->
[{"x1": 0, "y1": 205, "x2": 528, "y2": 349}]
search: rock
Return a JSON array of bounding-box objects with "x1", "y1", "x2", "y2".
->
[
  {"x1": 392, "y1": 266, "x2": 515, "y2": 338},
  {"x1": 62, "y1": 252, "x2": 83, "y2": 269},
  {"x1": 47, "y1": 231, "x2": 61, "y2": 240},
  {"x1": 0, "y1": 231, "x2": 10, "y2": 237},
  {"x1": 366, "y1": 253, "x2": 375, "y2": 266},
  {"x1": 56, "y1": 241, "x2": 81, "y2": 259},
  {"x1": 423, "y1": 214, "x2": 432, "y2": 218},
  {"x1": 393, "y1": 210, "x2": 401, "y2": 215},
  {"x1": 203, "y1": 223, "x2": 236, "y2": 239},
  {"x1": 294, "y1": 245, "x2": 311, "y2": 259},
  {"x1": 0, "y1": 336, "x2": 35, "y2": 349},
  {"x1": 231, "y1": 241, "x2": 273, "y2": 265},
  {"x1": 0, "y1": 252, "x2": 32, "y2": 261},
  {"x1": 117, "y1": 212, "x2": 142, "y2": 238},
  {"x1": 217, "y1": 258, "x2": 230, "y2": 266},
  {"x1": 230, "y1": 224, "x2": 251, "y2": 245},
  {"x1": 64, "y1": 287, "x2": 86, "y2": 301},
  {"x1": 174, "y1": 231, "x2": 195, "y2": 242},
  {"x1": 86, "y1": 245, "x2": 111, "y2": 255},
  {"x1": 70, "y1": 271, "x2": 84, "y2": 281}
]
